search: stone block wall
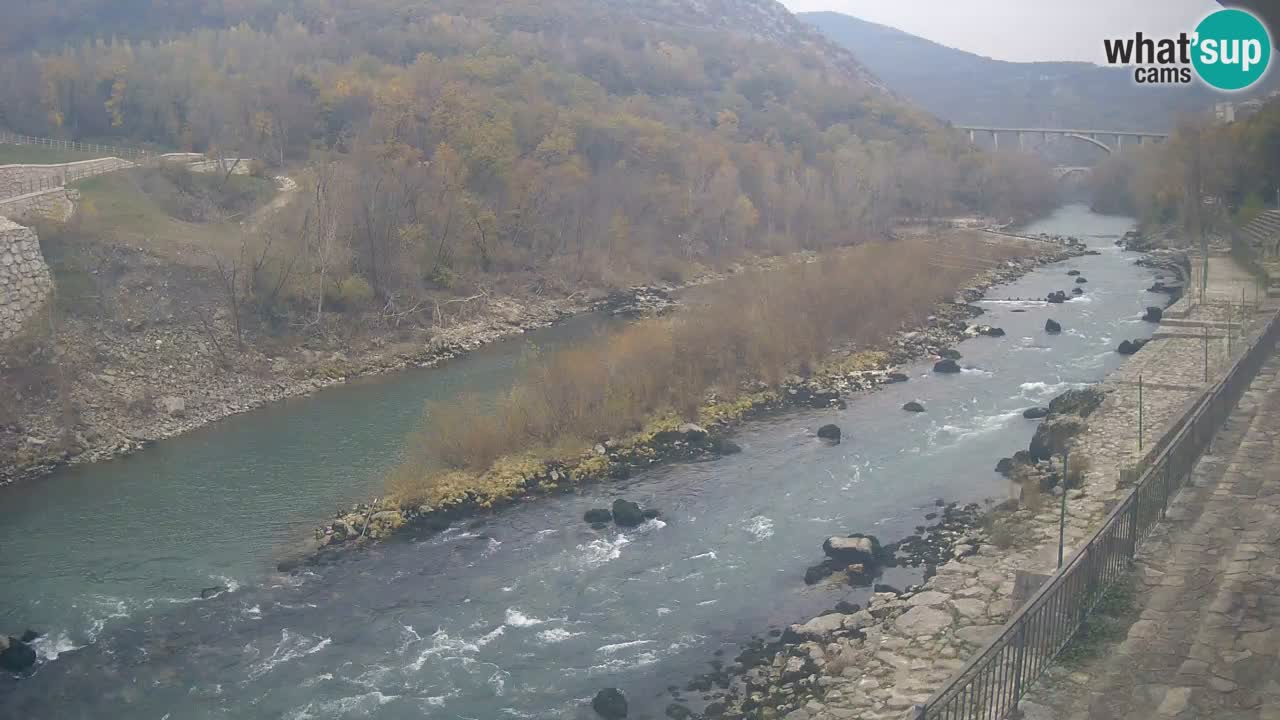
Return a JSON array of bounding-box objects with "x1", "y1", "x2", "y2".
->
[
  {"x1": 0, "y1": 157, "x2": 134, "y2": 199},
  {"x1": 0, "y1": 187, "x2": 75, "y2": 223},
  {"x1": 0, "y1": 217, "x2": 53, "y2": 342}
]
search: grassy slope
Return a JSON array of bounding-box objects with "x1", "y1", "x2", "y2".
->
[{"x1": 72, "y1": 171, "x2": 277, "y2": 266}]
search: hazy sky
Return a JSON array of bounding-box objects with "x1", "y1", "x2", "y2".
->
[{"x1": 779, "y1": 0, "x2": 1224, "y2": 63}]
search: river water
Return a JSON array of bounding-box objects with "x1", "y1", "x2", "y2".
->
[{"x1": 0, "y1": 205, "x2": 1162, "y2": 719}]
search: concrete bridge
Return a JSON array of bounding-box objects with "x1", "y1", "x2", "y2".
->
[{"x1": 955, "y1": 126, "x2": 1170, "y2": 154}]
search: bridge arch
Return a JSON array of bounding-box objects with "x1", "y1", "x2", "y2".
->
[{"x1": 1062, "y1": 133, "x2": 1113, "y2": 154}]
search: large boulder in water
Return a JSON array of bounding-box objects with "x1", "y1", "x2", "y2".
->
[
  {"x1": 1143, "y1": 306, "x2": 1163, "y2": 323},
  {"x1": 1044, "y1": 319, "x2": 1062, "y2": 334},
  {"x1": 817, "y1": 424, "x2": 842, "y2": 443},
  {"x1": 592, "y1": 688, "x2": 628, "y2": 719},
  {"x1": 933, "y1": 359, "x2": 961, "y2": 374},
  {"x1": 1117, "y1": 339, "x2": 1148, "y2": 355},
  {"x1": 1048, "y1": 387, "x2": 1106, "y2": 417},
  {"x1": 611, "y1": 499, "x2": 646, "y2": 527},
  {"x1": 822, "y1": 534, "x2": 882, "y2": 566},
  {"x1": 584, "y1": 508, "x2": 613, "y2": 524},
  {"x1": 0, "y1": 636, "x2": 36, "y2": 673},
  {"x1": 1047, "y1": 291, "x2": 1068, "y2": 304},
  {"x1": 1029, "y1": 417, "x2": 1088, "y2": 462},
  {"x1": 1075, "y1": 276, "x2": 1088, "y2": 284},
  {"x1": 902, "y1": 401, "x2": 926, "y2": 413}
]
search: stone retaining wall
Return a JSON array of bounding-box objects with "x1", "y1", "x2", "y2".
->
[
  {"x1": 0, "y1": 217, "x2": 53, "y2": 342},
  {"x1": 0, "y1": 187, "x2": 75, "y2": 223},
  {"x1": 0, "y1": 158, "x2": 133, "y2": 199}
]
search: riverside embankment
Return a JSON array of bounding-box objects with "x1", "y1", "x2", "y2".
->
[
  {"x1": 0, "y1": 205, "x2": 1175, "y2": 720},
  {"x1": 713, "y1": 250, "x2": 1273, "y2": 720}
]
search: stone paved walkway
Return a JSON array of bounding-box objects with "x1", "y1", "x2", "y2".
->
[{"x1": 1023, "y1": 353, "x2": 1280, "y2": 719}]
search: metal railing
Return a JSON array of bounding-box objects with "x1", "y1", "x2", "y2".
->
[
  {"x1": 0, "y1": 130, "x2": 151, "y2": 160},
  {"x1": 915, "y1": 308, "x2": 1280, "y2": 720}
]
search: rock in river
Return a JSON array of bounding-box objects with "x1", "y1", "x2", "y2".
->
[
  {"x1": 1048, "y1": 387, "x2": 1106, "y2": 417},
  {"x1": 1047, "y1": 290, "x2": 1068, "y2": 303},
  {"x1": 584, "y1": 508, "x2": 613, "y2": 524},
  {"x1": 817, "y1": 424, "x2": 841, "y2": 443},
  {"x1": 1067, "y1": 269, "x2": 1081, "y2": 276},
  {"x1": 1143, "y1": 306, "x2": 1164, "y2": 323},
  {"x1": 1075, "y1": 276, "x2": 1088, "y2": 284},
  {"x1": 822, "y1": 534, "x2": 881, "y2": 565},
  {"x1": 592, "y1": 688, "x2": 628, "y2": 718},
  {"x1": 938, "y1": 348, "x2": 962, "y2": 360},
  {"x1": 611, "y1": 499, "x2": 646, "y2": 527},
  {"x1": 1117, "y1": 339, "x2": 1149, "y2": 355},
  {"x1": 1044, "y1": 318, "x2": 1062, "y2": 334},
  {"x1": 1029, "y1": 417, "x2": 1088, "y2": 462},
  {"x1": 902, "y1": 401, "x2": 926, "y2": 413},
  {"x1": 1022, "y1": 406, "x2": 1050, "y2": 419},
  {"x1": 0, "y1": 636, "x2": 36, "y2": 673},
  {"x1": 933, "y1": 358, "x2": 961, "y2": 374}
]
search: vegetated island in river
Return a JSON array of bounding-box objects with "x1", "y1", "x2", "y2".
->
[{"x1": 293, "y1": 229, "x2": 1087, "y2": 568}]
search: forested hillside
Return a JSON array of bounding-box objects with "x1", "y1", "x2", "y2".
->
[
  {"x1": 800, "y1": 11, "x2": 1242, "y2": 132},
  {"x1": 1, "y1": 0, "x2": 1057, "y2": 304}
]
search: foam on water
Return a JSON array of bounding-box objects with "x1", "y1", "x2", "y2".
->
[
  {"x1": 596, "y1": 639, "x2": 652, "y2": 654},
  {"x1": 746, "y1": 515, "x2": 774, "y2": 541},
  {"x1": 247, "y1": 629, "x2": 332, "y2": 680},
  {"x1": 573, "y1": 533, "x2": 631, "y2": 569},
  {"x1": 536, "y1": 627, "x2": 582, "y2": 644},
  {"x1": 504, "y1": 608, "x2": 545, "y2": 627},
  {"x1": 31, "y1": 631, "x2": 81, "y2": 662}
]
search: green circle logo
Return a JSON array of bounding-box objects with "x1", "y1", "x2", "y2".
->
[{"x1": 1192, "y1": 9, "x2": 1271, "y2": 90}]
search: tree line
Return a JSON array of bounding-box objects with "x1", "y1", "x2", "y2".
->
[{"x1": 1, "y1": 0, "x2": 1060, "y2": 324}]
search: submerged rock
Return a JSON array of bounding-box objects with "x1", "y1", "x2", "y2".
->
[
  {"x1": 817, "y1": 424, "x2": 842, "y2": 443},
  {"x1": 18, "y1": 630, "x2": 39, "y2": 644},
  {"x1": 886, "y1": 372, "x2": 910, "y2": 383},
  {"x1": 611, "y1": 499, "x2": 646, "y2": 527},
  {"x1": 200, "y1": 585, "x2": 228, "y2": 599},
  {"x1": 902, "y1": 401, "x2": 926, "y2": 413},
  {"x1": 592, "y1": 688, "x2": 628, "y2": 719},
  {"x1": 938, "y1": 348, "x2": 962, "y2": 360},
  {"x1": 584, "y1": 508, "x2": 613, "y2": 524},
  {"x1": 1072, "y1": 287, "x2": 1085, "y2": 295},
  {"x1": 711, "y1": 438, "x2": 742, "y2": 455},
  {"x1": 1067, "y1": 269, "x2": 1081, "y2": 276},
  {"x1": 1143, "y1": 306, "x2": 1164, "y2": 323},
  {"x1": 804, "y1": 563, "x2": 834, "y2": 585},
  {"x1": 1044, "y1": 319, "x2": 1062, "y2": 334},
  {"x1": 933, "y1": 358, "x2": 961, "y2": 374},
  {"x1": 1023, "y1": 407, "x2": 1050, "y2": 419},
  {"x1": 0, "y1": 637, "x2": 36, "y2": 673}
]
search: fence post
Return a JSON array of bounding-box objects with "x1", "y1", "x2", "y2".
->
[
  {"x1": 1058, "y1": 451, "x2": 1069, "y2": 569},
  {"x1": 1138, "y1": 375, "x2": 1144, "y2": 453},
  {"x1": 1009, "y1": 623, "x2": 1028, "y2": 718},
  {"x1": 1128, "y1": 494, "x2": 1140, "y2": 558}
]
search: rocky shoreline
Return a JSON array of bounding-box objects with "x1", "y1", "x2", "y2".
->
[
  {"x1": 299, "y1": 238, "x2": 1087, "y2": 567},
  {"x1": 0, "y1": 294, "x2": 588, "y2": 488},
  {"x1": 652, "y1": 241, "x2": 1194, "y2": 720}
]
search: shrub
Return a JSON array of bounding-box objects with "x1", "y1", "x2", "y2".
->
[
  {"x1": 387, "y1": 235, "x2": 1031, "y2": 495},
  {"x1": 329, "y1": 275, "x2": 375, "y2": 311}
]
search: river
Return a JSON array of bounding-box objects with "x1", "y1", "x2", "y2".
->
[{"x1": 0, "y1": 205, "x2": 1162, "y2": 719}]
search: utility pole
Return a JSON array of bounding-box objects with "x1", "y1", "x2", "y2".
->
[{"x1": 1187, "y1": 124, "x2": 1207, "y2": 301}]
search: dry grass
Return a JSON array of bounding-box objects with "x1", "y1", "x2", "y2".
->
[{"x1": 389, "y1": 235, "x2": 1030, "y2": 504}]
